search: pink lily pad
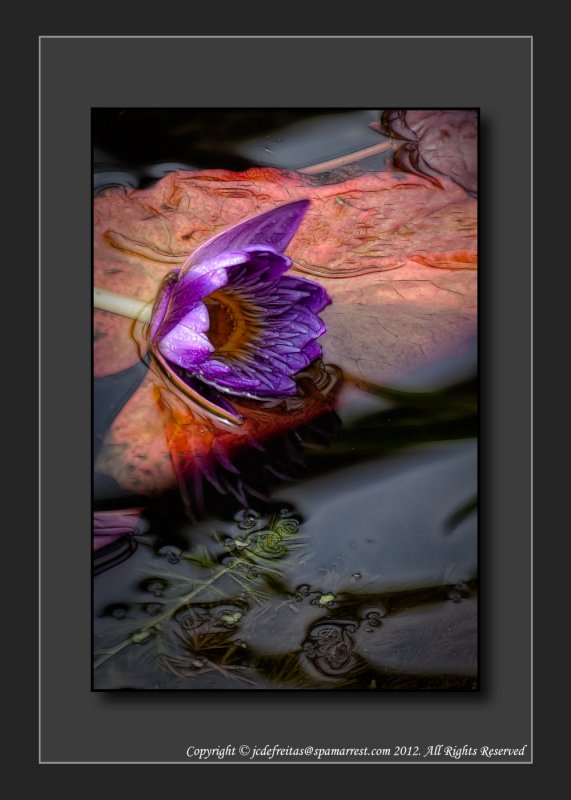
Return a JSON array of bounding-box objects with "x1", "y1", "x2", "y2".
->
[{"x1": 94, "y1": 167, "x2": 476, "y2": 382}]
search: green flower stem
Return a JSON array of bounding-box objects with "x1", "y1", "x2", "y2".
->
[
  {"x1": 94, "y1": 562, "x2": 236, "y2": 670},
  {"x1": 94, "y1": 287, "x2": 153, "y2": 322}
]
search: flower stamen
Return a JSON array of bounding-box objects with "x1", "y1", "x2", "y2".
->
[{"x1": 205, "y1": 290, "x2": 263, "y2": 356}]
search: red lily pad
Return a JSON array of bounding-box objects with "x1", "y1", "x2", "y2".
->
[{"x1": 94, "y1": 167, "x2": 476, "y2": 380}]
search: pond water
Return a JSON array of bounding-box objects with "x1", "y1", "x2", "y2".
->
[{"x1": 93, "y1": 109, "x2": 478, "y2": 691}]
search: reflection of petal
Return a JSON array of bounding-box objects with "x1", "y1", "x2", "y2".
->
[
  {"x1": 93, "y1": 510, "x2": 148, "y2": 574},
  {"x1": 93, "y1": 510, "x2": 145, "y2": 550},
  {"x1": 95, "y1": 359, "x2": 342, "y2": 508},
  {"x1": 157, "y1": 302, "x2": 213, "y2": 367},
  {"x1": 160, "y1": 361, "x2": 342, "y2": 516},
  {"x1": 153, "y1": 355, "x2": 244, "y2": 423}
]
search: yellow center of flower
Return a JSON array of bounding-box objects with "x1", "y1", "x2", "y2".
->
[{"x1": 204, "y1": 291, "x2": 261, "y2": 356}]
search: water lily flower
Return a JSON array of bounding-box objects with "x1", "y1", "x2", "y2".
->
[{"x1": 147, "y1": 200, "x2": 331, "y2": 423}]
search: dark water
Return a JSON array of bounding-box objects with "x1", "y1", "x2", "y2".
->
[{"x1": 93, "y1": 109, "x2": 478, "y2": 691}]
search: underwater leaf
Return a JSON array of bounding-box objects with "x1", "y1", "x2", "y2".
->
[
  {"x1": 379, "y1": 110, "x2": 478, "y2": 197},
  {"x1": 94, "y1": 167, "x2": 476, "y2": 379}
]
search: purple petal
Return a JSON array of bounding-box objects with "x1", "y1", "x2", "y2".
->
[
  {"x1": 146, "y1": 202, "x2": 331, "y2": 409},
  {"x1": 157, "y1": 302, "x2": 213, "y2": 368},
  {"x1": 198, "y1": 356, "x2": 297, "y2": 397},
  {"x1": 278, "y1": 275, "x2": 332, "y2": 313},
  {"x1": 268, "y1": 305, "x2": 328, "y2": 343},
  {"x1": 148, "y1": 272, "x2": 178, "y2": 341},
  {"x1": 226, "y1": 247, "x2": 292, "y2": 287},
  {"x1": 186, "y1": 200, "x2": 310, "y2": 267},
  {"x1": 198, "y1": 359, "x2": 260, "y2": 389},
  {"x1": 93, "y1": 511, "x2": 144, "y2": 551},
  {"x1": 260, "y1": 337, "x2": 323, "y2": 374},
  {"x1": 157, "y1": 251, "x2": 250, "y2": 341},
  {"x1": 302, "y1": 339, "x2": 322, "y2": 362},
  {"x1": 185, "y1": 249, "x2": 252, "y2": 279}
]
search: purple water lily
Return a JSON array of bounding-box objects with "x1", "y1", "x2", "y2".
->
[{"x1": 148, "y1": 200, "x2": 331, "y2": 422}]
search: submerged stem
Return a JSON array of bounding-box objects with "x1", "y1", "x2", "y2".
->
[
  {"x1": 94, "y1": 287, "x2": 153, "y2": 322},
  {"x1": 93, "y1": 563, "x2": 235, "y2": 670}
]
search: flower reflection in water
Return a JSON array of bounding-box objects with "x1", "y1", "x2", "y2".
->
[{"x1": 155, "y1": 358, "x2": 342, "y2": 517}]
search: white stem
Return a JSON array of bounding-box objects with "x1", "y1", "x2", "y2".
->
[
  {"x1": 299, "y1": 140, "x2": 393, "y2": 175},
  {"x1": 94, "y1": 288, "x2": 153, "y2": 322}
]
